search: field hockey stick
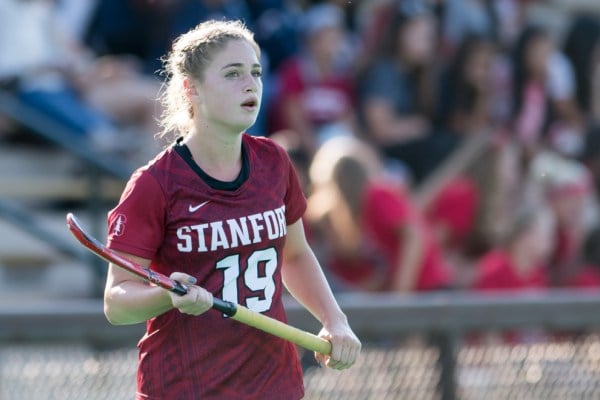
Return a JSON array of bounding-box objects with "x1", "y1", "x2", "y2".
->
[{"x1": 65, "y1": 213, "x2": 332, "y2": 355}]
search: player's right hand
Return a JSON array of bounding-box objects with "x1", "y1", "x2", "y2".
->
[{"x1": 169, "y1": 272, "x2": 213, "y2": 316}]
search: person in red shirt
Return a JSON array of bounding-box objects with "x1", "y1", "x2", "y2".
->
[
  {"x1": 268, "y1": 3, "x2": 357, "y2": 156},
  {"x1": 103, "y1": 20, "x2": 360, "y2": 400},
  {"x1": 426, "y1": 176, "x2": 480, "y2": 255},
  {"x1": 472, "y1": 204, "x2": 555, "y2": 291},
  {"x1": 307, "y1": 136, "x2": 453, "y2": 293},
  {"x1": 529, "y1": 150, "x2": 596, "y2": 286}
]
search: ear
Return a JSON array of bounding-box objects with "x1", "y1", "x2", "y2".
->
[{"x1": 183, "y1": 78, "x2": 198, "y2": 99}]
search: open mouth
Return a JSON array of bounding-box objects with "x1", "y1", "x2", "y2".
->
[{"x1": 241, "y1": 99, "x2": 258, "y2": 109}]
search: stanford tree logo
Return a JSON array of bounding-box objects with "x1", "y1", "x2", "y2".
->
[{"x1": 111, "y1": 214, "x2": 127, "y2": 237}]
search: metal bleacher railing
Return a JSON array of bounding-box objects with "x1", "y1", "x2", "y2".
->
[
  {"x1": 2, "y1": 290, "x2": 600, "y2": 400},
  {"x1": 0, "y1": 89, "x2": 133, "y2": 279}
]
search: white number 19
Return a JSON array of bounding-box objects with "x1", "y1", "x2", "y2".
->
[{"x1": 216, "y1": 248, "x2": 277, "y2": 313}]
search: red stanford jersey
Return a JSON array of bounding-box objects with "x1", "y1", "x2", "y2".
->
[{"x1": 107, "y1": 134, "x2": 306, "y2": 400}]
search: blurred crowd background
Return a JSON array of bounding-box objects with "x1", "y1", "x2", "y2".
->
[{"x1": 2, "y1": 0, "x2": 600, "y2": 297}]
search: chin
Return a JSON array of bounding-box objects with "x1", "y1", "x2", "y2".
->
[{"x1": 236, "y1": 117, "x2": 259, "y2": 132}]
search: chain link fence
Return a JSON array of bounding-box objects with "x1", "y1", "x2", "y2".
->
[
  {"x1": 2, "y1": 292, "x2": 600, "y2": 399},
  {"x1": 2, "y1": 334, "x2": 600, "y2": 400}
]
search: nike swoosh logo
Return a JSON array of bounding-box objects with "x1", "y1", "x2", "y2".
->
[{"x1": 189, "y1": 201, "x2": 211, "y2": 213}]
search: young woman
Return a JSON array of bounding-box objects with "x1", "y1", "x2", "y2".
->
[
  {"x1": 356, "y1": 4, "x2": 457, "y2": 185},
  {"x1": 510, "y1": 25, "x2": 585, "y2": 158},
  {"x1": 306, "y1": 136, "x2": 453, "y2": 293},
  {"x1": 472, "y1": 204, "x2": 556, "y2": 291},
  {"x1": 102, "y1": 20, "x2": 360, "y2": 399}
]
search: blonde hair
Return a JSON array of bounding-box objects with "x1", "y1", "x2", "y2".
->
[
  {"x1": 307, "y1": 136, "x2": 382, "y2": 219},
  {"x1": 157, "y1": 19, "x2": 260, "y2": 142}
]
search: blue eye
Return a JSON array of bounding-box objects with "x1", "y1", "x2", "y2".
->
[
  {"x1": 252, "y1": 70, "x2": 262, "y2": 78},
  {"x1": 225, "y1": 71, "x2": 240, "y2": 78}
]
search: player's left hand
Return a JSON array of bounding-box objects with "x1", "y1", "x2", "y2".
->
[{"x1": 315, "y1": 322, "x2": 361, "y2": 370}]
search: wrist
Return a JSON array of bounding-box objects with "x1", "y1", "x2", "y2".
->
[{"x1": 321, "y1": 309, "x2": 348, "y2": 329}]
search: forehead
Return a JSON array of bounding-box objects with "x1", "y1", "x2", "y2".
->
[{"x1": 209, "y1": 39, "x2": 260, "y2": 67}]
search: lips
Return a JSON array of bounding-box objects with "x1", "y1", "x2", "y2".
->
[{"x1": 241, "y1": 98, "x2": 258, "y2": 109}]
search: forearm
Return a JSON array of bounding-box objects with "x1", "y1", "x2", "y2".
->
[
  {"x1": 282, "y1": 249, "x2": 347, "y2": 328},
  {"x1": 104, "y1": 272, "x2": 173, "y2": 325},
  {"x1": 365, "y1": 102, "x2": 428, "y2": 144},
  {"x1": 283, "y1": 220, "x2": 361, "y2": 368},
  {"x1": 392, "y1": 226, "x2": 425, "y2": 292}
]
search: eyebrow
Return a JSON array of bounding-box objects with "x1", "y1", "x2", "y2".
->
[{"x1": 221, "y1": 62, "x2": 262, "y2": 70}]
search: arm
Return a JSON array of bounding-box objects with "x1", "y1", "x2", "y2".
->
[
  {"x1": 282, "y1": 219, "x2": 361, "y2": 369},
  {"x1": 104, "y1": 250, "x2": 212, "y2": 325},
  {"x1": 391, "y1": 224, "x2": 426, "y2": 292},
  {"x1": 363, "y1": 98, "x2": 430, "y2": 144}
]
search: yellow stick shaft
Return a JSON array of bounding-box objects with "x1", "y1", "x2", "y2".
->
[{"x1": 231, "y1": 305, "x2": 332, "y2": 355}]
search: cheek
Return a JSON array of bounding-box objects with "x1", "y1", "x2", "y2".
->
[{"x1": 200, "y1": 93, "x2": 232, "y2": 118}]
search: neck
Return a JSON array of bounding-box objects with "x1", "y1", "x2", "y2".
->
[{"x1": 184, "y1": 124, "x2": 244, "y2": 182}]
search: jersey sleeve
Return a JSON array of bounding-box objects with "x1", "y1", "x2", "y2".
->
[{"x1": 106, "y1": 168, "x2": 167, "y2": 260}]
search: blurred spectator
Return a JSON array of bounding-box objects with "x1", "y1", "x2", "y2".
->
[
  {"x1": 529, "y1": 151, "x2": 599, "y2": 286},
  {"x1": 356, "y1": 1, "x2": 457, "y2": 185},
  {"x1": 437, "y1": 34, "x2": 511, "y2": 137},
  {"x1": 85, "y1": 0, "x2": 172, "y2": 74},
  {"x1": 424, "y1": 137, "x2": 534, "y2": 287},
  {"x1": 439, "y1": 0, "x2": 498, "y2": 57},
  {"x1": 439, "y1": 0, "x2": 531, "y2": 54},
  {"x1": 268, "y1": 3, "x2": 357, "y2": 155},
  {"x1": 468, "y1": 201, "x2": 555, "y2": 346},
  {"x1": 307, "y1": 0, "x2": 361, "y2": 33},
  {"x1": 472, "y1": 204, "x2": 555, "y2": 291},
  {"x1": 491, "y1": 0, "x2": 531, "y2": 50},
  {"x1": 247, "y1": 1, "x2": 302, "y2": 73},
  {"x1": 510, "y1": 24, "x2": 585, "y2": 159},
  {"x1": 0, "y1": 0, "x2": 160, "y2": 157},
  {"x1": 563, "y1": 15, "x2": 600, "y2": 199},
  {"x1": 85, "y1": 0, "x2": 253, "y2": 75},
  {"x1": 354, "y1": 0, "x2": 395, "y2": 68},
  {"x1": 425, "y1": 174, "x2": 480, "y2": 284},
  {"x1": 306, "y1": 136, "x2": 454, "y2": 293},
  {"x1": 0, "y1": 0, "x2": 120, "y2": 150}
]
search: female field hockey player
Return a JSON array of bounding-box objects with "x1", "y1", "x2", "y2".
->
[{"x1": 102, "y1": 19, "x2": 361, "y2": 399}]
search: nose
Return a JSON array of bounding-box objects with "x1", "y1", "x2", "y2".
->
[{"x1": 244, "y1": 73, "x2": 260, "y2": 93}]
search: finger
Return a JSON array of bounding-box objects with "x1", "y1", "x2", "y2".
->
[
  {"x1": 196, "y1": 288, "x2": 213, "y2": 309},
  {"x1": 330, "y1": 340, "x2": 343, "y2": 364},
  {"x1": 331, "y1": 341, "x2": 357, "y2": 370},
  {"x1": 193, "y1": 288, "x2": 214, "y2": 314},
  {"x1": 170, "y1": 272, "x2": 197, "y2": 285},
  {"x1": 314, "y1": 351, "x2": 327, "y2": 367},
  {"x1": 338, "y1": 341, "x2": 351, "y2": 365},
  {"x1": 326, "y1": 357, "x2": 345, "y2": 370},
  {"x1": 347, "y1": 346, "x2": 359, "y2": 366}
]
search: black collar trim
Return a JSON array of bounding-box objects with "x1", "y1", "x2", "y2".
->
[{"x1": 173, "y1": 138, "x2": 249, "y2": 191}]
